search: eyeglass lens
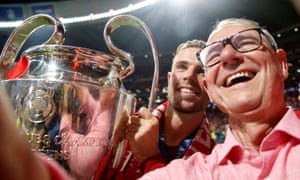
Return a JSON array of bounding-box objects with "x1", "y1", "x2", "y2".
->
[{"x1": 201, "y1": 29, "x2": 262, "y2": 68}]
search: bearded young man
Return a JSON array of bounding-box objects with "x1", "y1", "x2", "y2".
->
[{"x1": 96, "y1": 39, "x2": 215, "y2": 179}]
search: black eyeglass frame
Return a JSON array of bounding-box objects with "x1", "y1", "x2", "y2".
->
[{"x1": 198, "y1": 28, "x2": 268, "y2": 68}]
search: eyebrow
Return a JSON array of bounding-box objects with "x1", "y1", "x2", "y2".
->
[
  {"x1": 174, "y1": 60, "x2": 189, "y2": 64},
  {"x1": 174, "y1": 60, "x2": 203, "y2": 70}
]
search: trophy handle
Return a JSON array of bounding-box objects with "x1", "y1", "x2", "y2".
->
[
  {"x1": 103, "y1": 14, "x2": 159, "y2": 109},
  {"x1": 0, "y1": 13, "x2": 65, "y2": 80}
]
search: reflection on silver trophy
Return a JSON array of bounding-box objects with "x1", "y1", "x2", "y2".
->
[{"x1": 0, "y1": 13, "x2": 159, "y2": 179}]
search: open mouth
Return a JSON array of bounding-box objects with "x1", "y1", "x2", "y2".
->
[
  {"x1": 224, "y1": 71, "x2": 255, "y2": 87},
  {"x1": 179, "y1": 87, "x2": 198, "y2": 95}
]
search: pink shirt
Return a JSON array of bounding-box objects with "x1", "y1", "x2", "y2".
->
[{"x1": 140, "y1": 108, "x2": 300, "y2": 180}]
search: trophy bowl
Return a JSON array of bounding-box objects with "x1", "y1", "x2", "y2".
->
[{"x1": 1, "y1": 44, "x2": 136, "y2": 179}]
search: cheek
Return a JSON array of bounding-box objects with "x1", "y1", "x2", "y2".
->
[
  {"x1": 203, "y1": 71, "x2": 220, "y2": 101},
  {"x1": 206, "y1": 82, "x2": 218, "y2": 99},
  {"x1": 204, "y1": 69, "x2": 218, "y2": 85},
  {"x1": 170, "y1": 74, "x2": 180, "y2": 84},
  {"x1": 197, "y1": 75, "x2": 205, "y2": 85},
  {"x1": 167, "y1": 77, "x2": 176, "y2": 92}
]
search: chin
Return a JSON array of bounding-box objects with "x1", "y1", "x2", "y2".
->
[
  {"x1": 228, "y1": 101, "x2": 263, "y2": 115},
  {"x1": 180, "y1": 102, "x2": 200, "y2": 112}
]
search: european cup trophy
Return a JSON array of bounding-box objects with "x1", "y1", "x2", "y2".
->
[{"x1": 0, "y1": 13, "x2": 159, "y2": 179}]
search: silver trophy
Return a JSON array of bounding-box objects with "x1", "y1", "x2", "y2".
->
[{"x1": 0, "y1": 14, "x2": 159, "y2": 179}]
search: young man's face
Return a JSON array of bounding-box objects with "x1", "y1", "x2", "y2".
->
[{"x1": 167, "y1": 47, "x2": 209, "y2": 113}]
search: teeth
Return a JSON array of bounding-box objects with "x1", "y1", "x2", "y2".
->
[
  {"x1": 181, "y1": 88, "x2": 194, "y2": 93},
  {"x1": 226, "y1": 72, "x2": 254, "y2": 86}
]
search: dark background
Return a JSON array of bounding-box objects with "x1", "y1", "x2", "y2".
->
[{"x1": 0, "y1": 0, "x2": 299, "y2": 107}]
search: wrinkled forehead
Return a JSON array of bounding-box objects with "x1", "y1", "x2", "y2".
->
[{"x1": 207, "y1": 24, "x2": 257, "y2": 44}]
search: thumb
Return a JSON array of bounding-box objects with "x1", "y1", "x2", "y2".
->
[{"x1": 137, "y1": 106, "x2": 153, "y2": 119}]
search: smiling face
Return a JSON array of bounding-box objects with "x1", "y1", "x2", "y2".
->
[
  {"x1": 202, "y1": 24, "x2": 289, "y2": 118},
  {"x1": 168, "y1": 47, "x2": 209, "y2": 113}
]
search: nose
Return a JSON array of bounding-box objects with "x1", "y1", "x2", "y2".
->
[
  {"x1": 219, "y1": 44, "x2": 243, "y2": 68},
  {"x1": 183, "y1": 67, "x2": 198, "y2": 82},
  {"x1": 184, "y1": 68, "x2": 194, "y2": 79}
]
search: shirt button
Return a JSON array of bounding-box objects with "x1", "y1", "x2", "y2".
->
[{"x1": 244, "y1": 150, "x2": 250, "y2": 157}]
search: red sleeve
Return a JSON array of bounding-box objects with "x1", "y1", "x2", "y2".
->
[
  {"x1": 296, "y1": 111, "x2": 300, "y2": 118},
  {"x1": 140, "y1": 153, "x2": 167, "y2": 173}
]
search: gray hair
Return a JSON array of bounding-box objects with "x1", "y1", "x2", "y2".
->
[
  {"x1": 175, "y1": 39, "x2": 206, "y2": 54},
  {"x1": 209, "y1": 18, "x2": 278, "y2": 50}
]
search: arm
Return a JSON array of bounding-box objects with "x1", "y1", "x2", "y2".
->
[
  {"x1": 126, "y1": 107, "x2": 160, "y2": 164},
  {"x1": 0, "y1": 88, "x2": 50, "y2": 180},
  {"x1": 0, "y1": 87, "x2": 71, "y2": 180}
]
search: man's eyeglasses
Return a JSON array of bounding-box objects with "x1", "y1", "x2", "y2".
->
[{"x1": 198, "y1": 28, "x2": 267, "y2": 68}]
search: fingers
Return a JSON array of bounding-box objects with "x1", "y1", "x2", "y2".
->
[
  {"x1": 123, "y1": 109, "x2": 160, "y2": 164},
  {"x1": 112, "y1": 106, "x2": 148, "y2": 147},
  {"x1": 137, "y1": 106, "x2": 153, "y2": 119},
  {"x1": 125, "y1": 107, "x2": 158, "y2": 143},
  {"x1": 111, "y1": 107, "x2": 130, "y2": 148},
  {"x1": 125, "y1": 115, "x2": 140, "y2": 138}
]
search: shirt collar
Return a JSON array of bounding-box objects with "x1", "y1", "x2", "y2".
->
[
  {"x1": 216, "y1": 126, "x2": 240, "y2": 164},
  {"x1": 271, "y1": 107, "x2": 300, "y2": 140},
  {"x1": 216, "y1": 107, "x2": 300, "y2": 164}
]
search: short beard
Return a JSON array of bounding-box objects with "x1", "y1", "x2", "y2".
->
[{"x1": 169, "y1": 99, "x2": 202, "y2": 114}]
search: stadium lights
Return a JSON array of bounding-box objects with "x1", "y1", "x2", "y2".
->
[{"x1": 0, "y1": 0, "x2": 160, "y2": 28}]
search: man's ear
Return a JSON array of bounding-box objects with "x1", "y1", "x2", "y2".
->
[
  {"x1": 277, "y1": 49, "x2": 289, "y2": 80},
  {"x1": 167, "y1": 72, "x2": 171, "y2": 81},
  {"x1": 202, "y1": 78, "x2": 213, "y2": 103}
]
